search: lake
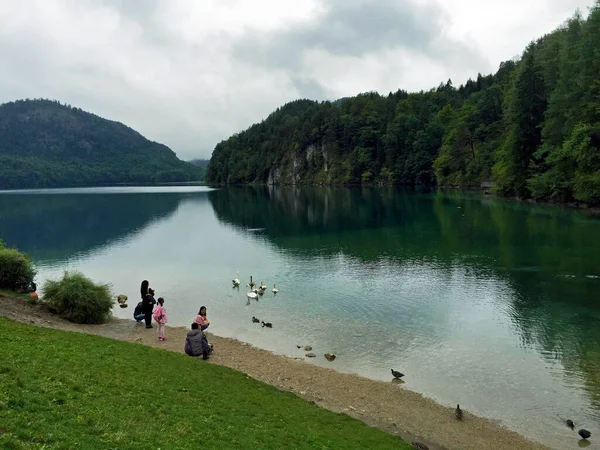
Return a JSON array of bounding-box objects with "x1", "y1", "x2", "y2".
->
[{"x1": 1, "y1": 185, "x2": 599, "y2": 449}]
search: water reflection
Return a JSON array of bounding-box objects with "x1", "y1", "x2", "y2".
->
[
  {"x1": 208, "y1": 186, "x2": 600, "y2": 434},
  {"x1": 0, "y1": 189, "x2": 209, "y2": 262}
]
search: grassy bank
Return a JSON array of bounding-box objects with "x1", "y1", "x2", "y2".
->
[{"x1": 0, "y1": 317, "x2": 410, "y2": 449}]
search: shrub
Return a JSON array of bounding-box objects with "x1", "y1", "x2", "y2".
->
[
  {"x1": 0, "y1": 246, "x2": 36, "y2": 291},
  {"x1": 42, "y1": 271, "x2": 113, "y2": 324}
]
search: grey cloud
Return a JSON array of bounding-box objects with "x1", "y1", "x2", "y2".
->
[
  {"x1": 234, "y1": 0, "x2": 440, "y2": 70},
  {"x1": 97, "y1": 0, "x2": 175, "y2": 47},
  {"x1": 233, "y1": 0, "x2": 490, "y2": 97},
  {"x1": 98, "y1": 0, "x2": 159, "y2": 23},
  {"x1": 290, "y1": 76, "x2": 328, "y2": 101}
]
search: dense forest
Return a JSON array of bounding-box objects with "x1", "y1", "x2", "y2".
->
[
  {"x1": 0, "y1": 99, "x2": 202, "y2": 189},
  {"x1": 206, "y1": 3, "x2": 600, "y2": 205}
]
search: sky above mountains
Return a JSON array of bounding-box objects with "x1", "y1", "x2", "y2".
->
[{"x1": 0, "y1": 0, "x2": 592, "y2": 159}]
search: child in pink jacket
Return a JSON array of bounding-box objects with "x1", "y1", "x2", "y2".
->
[{"x1": 153, "y1": 297, "x2": 168, "y2": 341}]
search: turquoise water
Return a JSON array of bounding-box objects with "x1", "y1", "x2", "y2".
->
[{"x1": 1, "y1": 186, "x2": 599, "y2": 449}]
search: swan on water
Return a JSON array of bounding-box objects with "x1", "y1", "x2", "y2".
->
[{"x1": 247, "y1": 286, "x2": 258, "y2": 300}]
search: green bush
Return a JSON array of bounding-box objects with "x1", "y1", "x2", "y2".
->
[
  {"x1": 0, "y1": 246, "x2": 36, "y2": 291},
  {"x1": 42, "y1": 271, "x2": 113, "y2": 324}
]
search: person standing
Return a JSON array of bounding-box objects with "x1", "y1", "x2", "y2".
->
[
  {"x1": 140, "y1": 280, "x2": 155, "y2": 329},
  {"x1": 153, "y1": 297, "x2": 168, "y2": 341}
]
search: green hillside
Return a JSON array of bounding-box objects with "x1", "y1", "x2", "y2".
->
[
  {"x1": 206, "y1": 3, "x2": 600, "y2": 205},
  {"x1": 0, "y1": 99, "x2": 202, "y2": 189}
]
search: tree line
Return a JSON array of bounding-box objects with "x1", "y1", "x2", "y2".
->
[{"x1": 207, "y1": 3, "x2": 600, "y2": 205}]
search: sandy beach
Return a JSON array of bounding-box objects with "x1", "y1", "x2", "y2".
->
[{"x1": 1, "y1": 293, "x2": 549, "y2": 450}]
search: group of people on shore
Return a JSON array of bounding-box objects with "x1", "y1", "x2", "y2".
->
[{"x1": 135, "y1": 280, "x2": 213, "y2": 359}]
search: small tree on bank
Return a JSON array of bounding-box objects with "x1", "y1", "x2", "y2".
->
[
  {"x1": 43, "y1": 271, "x2": 113, "y2": 324},
  {"x1": 0, "y1": 239, "x2": 36, "y2": 291}
]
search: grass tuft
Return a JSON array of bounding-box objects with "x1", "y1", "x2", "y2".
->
[{"x1": 42, "y1": 271, "x2": 113, "y2": 324}]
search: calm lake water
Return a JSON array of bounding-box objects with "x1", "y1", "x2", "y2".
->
[{"x1": 1, "y1": 186, "x2": 599, "y2": 449}]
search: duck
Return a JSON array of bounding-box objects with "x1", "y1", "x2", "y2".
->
[
  {"x1": 455, "y1": 404, "x2": 463, "y2": 420},
  {"x1": 252, "y1": 316, "x2": 260, "y2": 323},
  {"x1": 578, "y1": 429, "x2": 591, "y2": 440},
  {"x1": 232, "y1": 271, "x2": 241, "y2": 287},
  {"x1": 566, "y1": 419, "x2": 574, "y2": 429},
  {"x1": 391, "y1": 369, "x2": 404, "y2": 379},
  {"x1": 272, "y1": 283, "x2": 278, "y2": 294},
  {"x1": 259, "y1": 281, "x2": 267, "y2": 290},
  {"x1": 117, "y1": 294, "x2": 128, "y2": 308},
  {"x1": 247, "y1": 276, "x2": 255, "y2": 289},
  {"x1": 247, "y1": 286, "x2": 258, "y2": 300},
  {"x1": 261, "y1": 321, "x2": 273, "y2": 328}
]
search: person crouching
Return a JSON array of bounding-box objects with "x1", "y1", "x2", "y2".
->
[
  {"x1": 184, "y1": 322, "x2": 210, "y2": 360},
  {"x1": 133, "y1": 301, "x2": 145, "y2": 323}
]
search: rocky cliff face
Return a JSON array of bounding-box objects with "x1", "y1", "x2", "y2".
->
[{"x1": 268, "y1": 142, "x2": 330, "y2": 185}]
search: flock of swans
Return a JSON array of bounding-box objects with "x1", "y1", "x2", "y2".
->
[{"x1": 232, "y1": 272, "x2": 278, "y2": 300}]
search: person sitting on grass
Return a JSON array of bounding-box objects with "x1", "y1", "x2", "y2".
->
[
  {"x1": 184, "y1": 322, "x2": 210, "y2": 360},
  {"x1": 133, "y1": 301, "x2": 145, "y2": 323}
]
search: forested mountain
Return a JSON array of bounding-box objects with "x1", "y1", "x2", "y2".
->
[
  {"x1": 207, "y1": 3, "x2": 600, "y2": 205},
  {"x1": 0, "y1": 99, "x2": 202, "y2": 189}
]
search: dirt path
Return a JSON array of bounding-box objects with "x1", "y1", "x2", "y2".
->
[{"x1": 0, "y1": 293, "x2": 549, "y2": 450}]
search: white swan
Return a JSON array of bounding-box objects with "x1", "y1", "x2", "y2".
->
[
  {"x1": 232, "y1": 271, "x2": 240, "y2": 287},
  {"x1": 247, "y1": 286, "x2": 258, "y2": 300},
  {"x1": 272, "y1": 283, "x2": 278, "y2": 294}
]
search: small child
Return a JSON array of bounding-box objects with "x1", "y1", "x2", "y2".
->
[{"x1": 152, "y1": 297, "x2": 168, "y2": 341}]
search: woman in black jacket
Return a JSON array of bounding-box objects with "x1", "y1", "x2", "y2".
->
[{"x1": 140, "y1": 280, "x2": 155, "y2": 328}]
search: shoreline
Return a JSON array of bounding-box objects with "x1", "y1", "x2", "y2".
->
[
  {"x1": 0, "y1": 293, "x2": 549, "y2": 450},
  {"x1": 2, "y1": 183, "x2": 599, "y2": 216}
]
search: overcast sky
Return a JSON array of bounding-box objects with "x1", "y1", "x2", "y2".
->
[{"x1": 0, "y1": 0, "x2": 593, "y2": 160}]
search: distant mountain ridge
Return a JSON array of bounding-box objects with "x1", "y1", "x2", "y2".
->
[{"x1": 0, "y1": 99, "x2": 202, "y2": 189}]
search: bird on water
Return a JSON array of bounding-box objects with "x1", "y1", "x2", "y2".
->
[{"x1": 578, "y1": 429, "x2": 591, "y2": 440}]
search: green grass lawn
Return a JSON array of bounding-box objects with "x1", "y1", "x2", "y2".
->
[{"x1": 0, "y1": 317, "x2": 411, "y2": 449}]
